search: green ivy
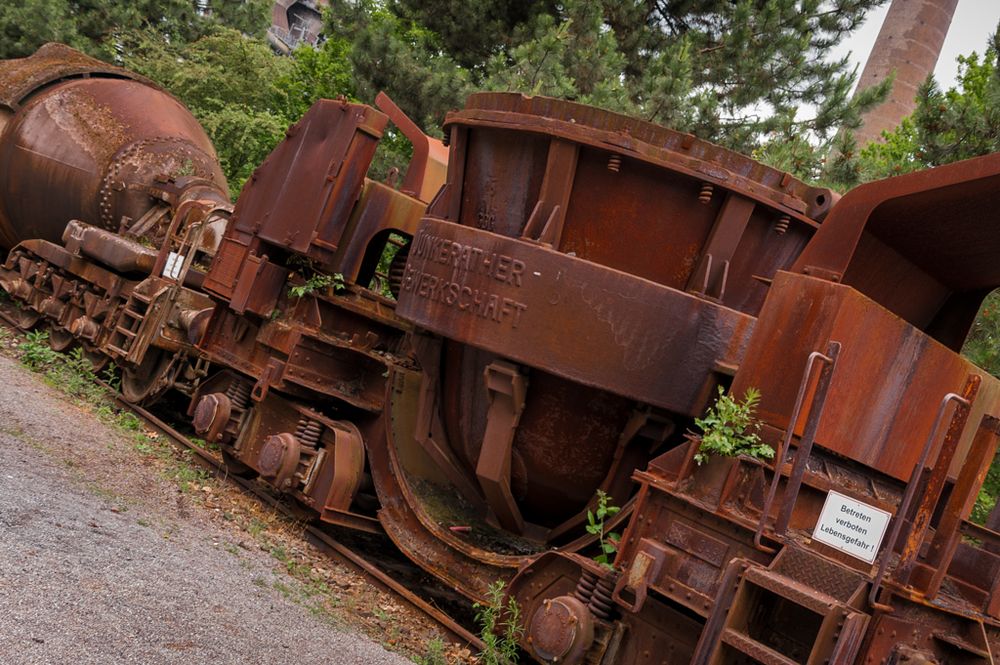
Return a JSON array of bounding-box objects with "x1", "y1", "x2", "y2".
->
[{"x1": 288, "y1": 272, "x2": 345, "y2": 298}]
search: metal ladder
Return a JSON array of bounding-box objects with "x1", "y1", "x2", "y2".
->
[
  {"x1": 693, "y1": 546, "x2": 869, "y2": 665},
  {"x1": 105, "y1": 290, "x2": 152, "y2": 360}
]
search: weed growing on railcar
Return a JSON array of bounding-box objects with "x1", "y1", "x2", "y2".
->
[
  {"x1": 288, "y1": 271, "x2": 346, "y2": 298},
  {"x1": 474, "y1": 580, "x2": 523, "y2": 665},
  {"x1": 694, "y1": 387, "x2": 772, "y2": 465},
  {"x1": 586, "y1": 490, "x2": 621, "y2": 570}
]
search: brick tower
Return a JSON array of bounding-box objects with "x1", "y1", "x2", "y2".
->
[{"x1": 854, "y1": 0, "x2": 959, "y2": 145}]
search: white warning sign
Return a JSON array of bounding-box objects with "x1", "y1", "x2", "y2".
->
[
  {"x1": 162, "y1": 251, "x2": 185, "y2": 280},
  {"x1": 812, "y1": 490, "x2": 891, "y2": 564}
]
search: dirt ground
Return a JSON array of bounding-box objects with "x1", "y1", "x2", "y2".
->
[{"x1": 0, "y1": 341, "x2": 468, "y2": 664}]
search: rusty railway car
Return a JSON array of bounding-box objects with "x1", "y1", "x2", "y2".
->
[{"x1": 1, "y1": 44, "x2": 999, "y2": 665}]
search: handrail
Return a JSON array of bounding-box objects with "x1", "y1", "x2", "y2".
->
[
  {"x1": 774, "y1": 341, "x2": 841, "y2": 535},
  {"x1": 753, "y1": 342, "x2": 839, "y2": 552},
  {"x1": 868, "y1": 387, "x2": 973, "y2": 610}
]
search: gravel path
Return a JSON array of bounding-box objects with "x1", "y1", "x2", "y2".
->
[{"x1": 0, "y1": 353, "x2": 409, "y2": 665}]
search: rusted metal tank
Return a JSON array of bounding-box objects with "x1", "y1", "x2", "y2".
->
[
  {"x1": 0, "y1": 44, "x2": 231, "y2": 405},
  {"x1": 379, "y1": 93, "x2": 838, "y2": 598},
  {"x1": 0, "y1": 43, "x2": 228, "y2": 248}
]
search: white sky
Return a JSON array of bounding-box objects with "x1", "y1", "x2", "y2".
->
[{"x1": 836, "y1": 0, "x2": 1000, "y2": 93}]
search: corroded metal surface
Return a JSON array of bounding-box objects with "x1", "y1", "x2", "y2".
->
[
  {"x1": 3, "y1": 44, "x2": 1000, "y2": 665},
  {"x1": 0, "y1": 45, "x2": 227, "y2": 248},
  {"x1": 394, "y1": 91, "x2": 830, "y2": 566},
  {"x1": 0, "y1": 45, "x2": 231, "y2": 408},
  {"x1": 0, "y1": 42, "x2": 153, "y2": 111}
]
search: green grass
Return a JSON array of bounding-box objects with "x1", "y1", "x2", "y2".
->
[
  {"x1": 10, "y1": 327, "x2": 216, "y2": 498},
  {"x1": 414, "y1": 638, "x2": 447, "y2": 665}
]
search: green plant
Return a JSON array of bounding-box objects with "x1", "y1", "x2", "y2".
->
[
  {"x1": 474, "y1": 580, "x2": 523, "y2": 665},
  {"x1": 694, "y1": 387, "x2": 772, "y2": 465},
  {"x1": 117, "y1": 411, "x2": 143, "y2": 431},
  {"x1": 19, "y1": 329, "x2": 59, "y2": 369},
  {"x1": 585, "y1": 490, "x2": 621, "y2": 570},
  {"x1": 102, "y1": 362, "x2": 120, "y2": 391},
  {"x1": 371, "y1": 233, "x2": 409, "y2": 299},
  {"x1": 53, "y1": 347, "x2": 104, "y2": 402},
  {"x1": 972, "y1": 451, "x2": 1000, "y2": 524},
  {"x1": 415, "y1": 637, "x2": 447, "y2": 665},
  {"x1": 288, "y1": 272, "x2": 345, "y2": 298}
]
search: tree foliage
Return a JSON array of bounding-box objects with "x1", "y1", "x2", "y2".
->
[
  {"x1": 830, "y1": 26, "x2": 1000, "y2": 189},
  {"x1": 2, "y1": 0, "x2": 897, "y2": 193},
  {"x1": 117, "y1": 26, "x2": 354, "y2": 194},
  {"x1": 0, "y1": 0, "x2": 271, "y2": 60},
  {"x1": 324, "y1": 0, "x2": 892, "y2": 153}
]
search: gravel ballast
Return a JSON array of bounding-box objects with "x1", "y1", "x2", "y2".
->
[{"x1": 0, "y1": 352, "x2": 410, "y2": 665}]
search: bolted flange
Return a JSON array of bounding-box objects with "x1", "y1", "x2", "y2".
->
[
  {"x1": 69, "y1": 316, "x2": 100, "y2": 342},
  {"x1": 193, "y1": 392, "x2": 232, "y2": 443},
  {"x1": 258, "y1": 432, "x2": 301, "y2": 491},
  {"x1": 528, "y1": 595, "x2": 594, "y2": 664}
]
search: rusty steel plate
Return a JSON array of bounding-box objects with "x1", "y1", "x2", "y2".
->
[
  {"x1": 449, "y1": 93, "x2": 835, "y2": 222},
  {"x1": 0, "y1": 43, "x2": 154, "y2": 111},
  {"x1": 396, "y1": 217, "x2": 754, "y2": 414},
  {"x1": 731, "y1": 271, "x2": 1000, "y2": 482}
]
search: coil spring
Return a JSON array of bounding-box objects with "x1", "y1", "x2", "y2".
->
[
  {"x1": 607, "y1": 154, "x2": 622, "y2": 173},
  {"x1": 294, "y1": 416, "x2": 323, "y2": 447},
  {"x1": 574, "y1": 569, "x2": 598, "y2": 606},
  {"x1": 588, "y1": 574, "x2": 616, "y2": 621},
  {"x1": 774, "y1": 215, "x2": 790, "y2": 234},
  {"x1": 387, "y1": 241, "x2": 411, "y2": 299},
  {"x1": 226, "y1": 380, "x2": 252, "y2": 411},
  {"x1": 699, "y1": 182, "x2": 714, "y2": 205}
]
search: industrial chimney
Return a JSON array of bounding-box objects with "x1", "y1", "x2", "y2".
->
[{"x1": 853, "y1": 0, "x2": 958, "y2": 145}]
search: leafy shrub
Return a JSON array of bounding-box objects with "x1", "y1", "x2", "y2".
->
[
  {"x1": 694, "y1": 387, "x2": 772, "y2": 465},
  {"x1": 19, "y1": 330, "x2": 59, "y2": 370},
  {"x1": 288, "y1": 272, "x2": 345, "y2": 298}
]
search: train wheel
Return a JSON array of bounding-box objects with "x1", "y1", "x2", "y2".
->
[
  {"x1": 47, "y1": 326, "x2": 77, "y2": 353},
  {"x1": 121, "y1": 350, "x2": 177, "y2": 405},
  {"x1": 82, "y1": 345, "x2": 110, "y2": 374},
  {"x1": 220, "y1": 450, "x2": 258, "y2": 479},
  {"x1": 12, "y1": 307, "x2": 39, "y2": 331}
]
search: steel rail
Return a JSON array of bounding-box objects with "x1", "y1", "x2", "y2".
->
[
  {"x1": 118, "y1": 393, "x2": 485, "y2": 652},
  {"x1": 0, "y1": 312, "x2": 482, "y2": 651}
]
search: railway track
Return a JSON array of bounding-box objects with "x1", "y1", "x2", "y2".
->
[
  {"x1": 0, "y1": 309, "x2": 483, "y2": 657},
  {"x1": 125, "y1": 397, "x2": 485, "y2": 653}
]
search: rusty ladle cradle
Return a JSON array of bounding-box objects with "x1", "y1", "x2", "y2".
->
[
  {"x1": 3, "y1": 43, "x2": 1000, "y2": 665},
  {"x1": 391, "y1": 92, "x2": 834, "y2": 571}
]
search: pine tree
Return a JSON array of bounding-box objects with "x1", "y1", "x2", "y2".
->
[
  {"x1": 829, "y1": 23, "x2": 1000, "y2": 188},
  {"x1": 327, "y1": 0, "x2": 891, "y2": 154}
]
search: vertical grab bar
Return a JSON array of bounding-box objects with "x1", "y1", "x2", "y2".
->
[
  {"x1": 868, "y1": 383, "x2": 975, "y2": 611},
  {"x1": 753, "y1": 341, "x2": 839, "y2": 552},
  {"x1": 774, "y1": 341, "x2": 841, "y2": 535}
]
